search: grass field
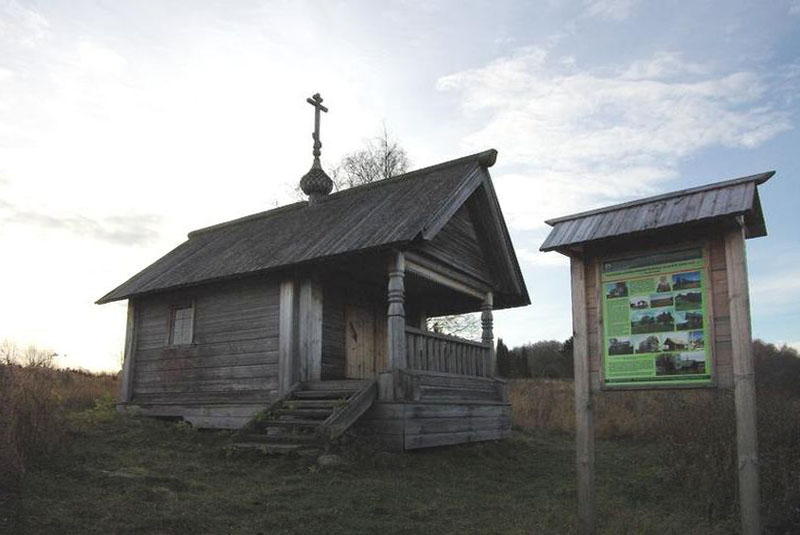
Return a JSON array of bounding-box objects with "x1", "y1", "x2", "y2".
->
[
  {"x1": 3, "y1": 340, "x2": 799, "y2": 534},
  {"x1": 1, "y1": 403, "x2": 738, "y2": 535}
]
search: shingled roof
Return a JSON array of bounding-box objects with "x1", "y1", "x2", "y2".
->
[
  {"x1": 97, "y1": 149, "x2": 524, "y2": 305},
  {"x1": 540, "y1": 171, "x2": 774, "y2": 253}
]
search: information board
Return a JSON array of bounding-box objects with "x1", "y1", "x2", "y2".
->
[{"x1": 601, "y1": 248, "x2": 713, "y2": 387}]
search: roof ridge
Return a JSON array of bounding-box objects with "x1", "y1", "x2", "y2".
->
[
  {"x1": 544, "y1": 170, "x2": 774, "y2": 226},
  {"x1": 188, "y1": 148, "x2": 498, "y2": 238}
]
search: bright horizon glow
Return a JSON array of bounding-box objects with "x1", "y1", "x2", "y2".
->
[{"x1": 1, "y1": 1, "x2": 798, "y2": 372}]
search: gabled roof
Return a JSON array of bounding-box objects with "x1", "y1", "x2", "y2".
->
[
  {"x1": 98, "y1": 149, "x2": 528, "y2": 306},
  {"x1": 540, "y1": 171, "x2": 774, "y2": 252}
]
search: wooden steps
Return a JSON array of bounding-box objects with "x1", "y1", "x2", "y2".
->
[{"x1": 230, "y1": 379, "x2": 376, "y2": 455}]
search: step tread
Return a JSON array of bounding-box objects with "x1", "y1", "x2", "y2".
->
[
  {"x1": 301, "y1": 380, "x2": 370, "y2": 391},
  {"x1": 261, "y1": 418, "x2": 324, "y2": 427},
  {"x1": 292, "y1": 390, "x2": 355, "y2": 400},
  {"x1": 274, "y1": 408, "x2": 332, "y2": 418},
  {"x1": 282, "y1": 400, "x2": 341, "y2": 408}
]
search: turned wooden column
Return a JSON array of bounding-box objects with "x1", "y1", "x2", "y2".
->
[
  {"x1": 481, "y1": 291, "x2": 494, "y2": 376},
  {"x1": 386, "y1": 252, "x2": 407, "y2": 400}
]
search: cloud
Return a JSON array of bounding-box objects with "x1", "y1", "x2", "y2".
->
[
  {"x1": 790, "y1": 0, "x2": 800, "y2": 15},
  {"x1": 0, "y1": 202, "x2": 161, "y2": 246},
  {"x1": 0, "y1": 0, "x2": 49, "y2": 47},
  {"x1": 437, "y1": 47, "x2": 793, "y2": 229},
  {"x1": 517, "y1": 247, "x2": 569, "y2": 268},
  {"x1": 751, "y1": 271, "x2": 800, "y2": 310},
  {"x1": 583, "y1": 0, "x2": 637, "y2": 20}
]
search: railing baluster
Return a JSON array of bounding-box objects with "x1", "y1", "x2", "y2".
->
[{"x1": 403, "y1": 326, "x2": 488, "y2": 377}]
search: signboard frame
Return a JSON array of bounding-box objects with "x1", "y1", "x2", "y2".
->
[{"x1": 597, "y1": 241, "x2": 718, "y2": 391}]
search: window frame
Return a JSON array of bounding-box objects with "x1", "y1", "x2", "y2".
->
[{"x1": 168, "y1": 302, "x2": 195, "y2": 347}]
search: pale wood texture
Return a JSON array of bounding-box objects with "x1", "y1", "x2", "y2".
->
[
  {"x1": 571, "y1": 256, "x2": 595, "y2": 535},
  {"x1": 416, "y1": 202, "x2": 494, "y2": 284},
  {"x1": 119, "y1": 300, "x2": 137, "y2": 404},
  {"x1": 279, "y1": 279, "x2": 297, "y2": 396},
  {"x1": 131, "y1": 278, "x2": 279, "y2": 404},
  {"x1": 481, "y1": 291, "x2": 495, "y2": 376},
  {"x1": 394, "y1": 369, "x2": 507, "y2": 403},
  {"x1": 387, "y1": 252, "x2": 407, "y2": 400},
  {"x1": 355, "y1": 398, "x2": 511, "y2": 452},
  {"x1": 298, "y1": 279, "x2": 323, "y2": 382},
  {"x1": 405, "y1": 254, "x2": 487, "y2": 300},
  {"x1": 405, "y1": 326, "x2": 488, "y2": 377},
  {"x1": 321, "y1": 380, "x2": 378, "y2": 440},
  {"x1": 725, "y1": 225, "x2": 762, "y2": 535}
]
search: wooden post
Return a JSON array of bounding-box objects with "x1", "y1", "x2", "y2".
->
[
  {"x1": 298, "y1": 278, "x2": 323, "y2": 382},
  {"x1": 387, "y1": 251, "x2": 406, "y2": 400},
  {"x1": 481, "y1": 292, "x2": 495, "y2": 377},
  {"x1": 570, "y1": 256, "x2": 595, "y2": 535},
  {"x1": 725, "y1": 223, "x2": 761, "y2": 535},
  {"x1": 278, "y1": 279, "x2": 297, "y2": 396},
  {"x1": 118, "y1": 300, "x2": 137, "y2": 406}
]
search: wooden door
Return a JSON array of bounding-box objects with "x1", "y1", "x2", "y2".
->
[{"x1": 345, "y1": 303, "x2": 388, "y2": 378}]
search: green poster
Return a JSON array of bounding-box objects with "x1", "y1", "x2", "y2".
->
[{"x1": 601, "y1": 248, "x2": 713, "y2": 388}]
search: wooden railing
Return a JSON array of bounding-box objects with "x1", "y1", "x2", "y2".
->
[{"x1": 405, "y1": 326, "x2": 489, "y2": 377}]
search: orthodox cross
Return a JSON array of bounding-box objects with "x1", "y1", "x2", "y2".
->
[{"x1": 306, "y1": 93, "x2": 328, "y2": 163}]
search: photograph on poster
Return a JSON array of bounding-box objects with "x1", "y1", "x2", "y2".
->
[
  {"x1": 608, "y1": 337, "x2": 634, "y2": 355},
  {"x1": 630, "y1": 308, "x2": 675, "y2": 334},
  {"x1": 650, "y1": 293, "x2": 674, "y2": 308},
  {"x1": 602, "y1": 248, "x2": 713, "y2": 387},
  {"x1": 606, "y1": 281, "x2": 629, "y2": 299},
  {"x1": 675, "y1": 291, "x2": 702, "y2": 310},
  {"x1": 676, "y1": 311, "x2": 703, "y2": 331},
  {"x1": 673, "y1": 271, "x2": 702, "y2": 290}
]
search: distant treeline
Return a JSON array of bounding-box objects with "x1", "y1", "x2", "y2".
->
[
  {"x1": 497, "y1": 337, "x2": 574, "y2": 379},
  {"x1": 497, "y1": 338, "x2": 800, "y2": 389}
]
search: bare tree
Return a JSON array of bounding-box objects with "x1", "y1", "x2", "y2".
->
[
  {"x1": 1, "y1": 339, "x2": 19, "y2": 365},
  {"x1": 427, "y1": 313, "x2": 481, "y2": 341},
  {"x1": 21, "y1": 345, "x2": 57, "y2": 368},
  {"x1": 0, "y1": 340, "x2": 57, "y2": 368},
  {"x1": 332, "y1": 126, "x2": 410, "y2": 190}
]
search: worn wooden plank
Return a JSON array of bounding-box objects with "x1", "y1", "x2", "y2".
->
[
  {"x1": 278, "y1": 279, "x2": 296, "y2": 396},
  {"x1": 418, "y1": 385, "x2": 501, "y2": 402},
  {"x1": 571, "y1": 256, "x2": 595, "y2": 535},
  {"x1": 119, "y1": 300, "x2": 137, "y2": 403},
  {"x1": 323, "y1": 381, "x2": 377, "y2": 439},
  {"x1": 404, "y1": 428, "x2": 510, "y2": 450},
  {"x1": 725, "y1": 225, "x2": 761, "y2": 535},
  {"x1": 135, "y1": 376, "x2": 277, "y2": 394},
  {"x1": 321, "y1": 285, "x2": 346, "y2": 380},
  {"x1": 405, "y1": 416, "x2": 508, "y2": 435},
  {"x1": 415, "y1": 203, "x2": 495, "y2": 284},
  {"x1": 298, "y1": 278, "x2": 323, "y2": 382},
  {"x1": 133, "y1": 389, "x2": 275, "y2": 405},
  {"x1": 135, "y1": 363, "x2": 279, "y2": 385}
]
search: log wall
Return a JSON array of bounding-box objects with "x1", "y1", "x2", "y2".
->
[
  {"x1": 129, "y1": 276, "x2": 280, "y2": 426},
  {"x1": 356, "y1": 370, "x2": 510, "y2": 450}
]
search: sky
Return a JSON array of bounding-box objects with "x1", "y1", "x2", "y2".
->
[{"x1": 1, "y1": 0, "x2": 798, "y2": 372}]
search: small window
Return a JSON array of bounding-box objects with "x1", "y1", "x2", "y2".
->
[{"x1": 170, "y1": 305, "x2": 194, "y2": 346}]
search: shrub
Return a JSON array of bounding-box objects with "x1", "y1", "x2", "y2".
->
[{"x1": 0, "y1": 342, "x2": 118, "y2": 494}]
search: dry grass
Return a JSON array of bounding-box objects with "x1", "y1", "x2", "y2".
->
[
  {"x1": 0, "y1": 363, "x2": 117, "y2": 493},
  {"x1": 508, "y1": 379, "x2": 800, "y2": 530}
]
